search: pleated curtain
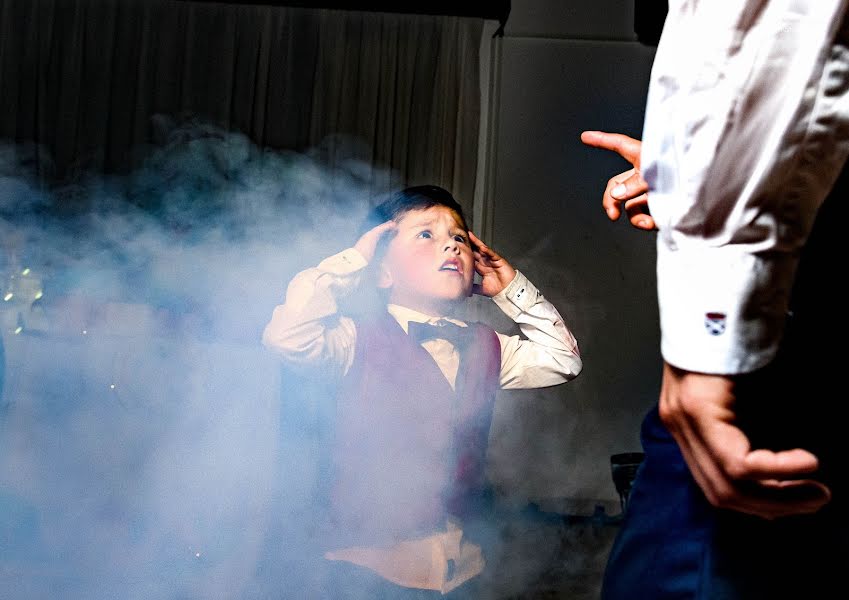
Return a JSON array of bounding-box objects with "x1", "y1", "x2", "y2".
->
[{"x1": 0, "y1": 0, "x2": 483, "y2": 207}]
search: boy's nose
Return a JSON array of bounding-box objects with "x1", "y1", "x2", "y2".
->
[{"x1": 443, "y1": 239, "x2": 460, "y2": 253}]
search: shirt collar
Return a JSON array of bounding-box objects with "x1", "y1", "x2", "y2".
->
[{"x1": 386, "y1": 303, "x2": 468, "y2": 334}]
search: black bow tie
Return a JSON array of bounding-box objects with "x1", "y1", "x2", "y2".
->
[{"x1": 407, "y1": 320, "x2": 471, "y2": 348}]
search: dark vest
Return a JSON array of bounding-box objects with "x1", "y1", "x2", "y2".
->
[{"x1": 325, "y1": 312, "x2": 501, "y2": 548}]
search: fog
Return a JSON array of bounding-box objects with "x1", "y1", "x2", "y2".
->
[
  {"x1": 0, "y1": 116, "x2": 621, "y2": 600},
  {"x1": 0, "y1": 119, "x2": 407, "y2": 599}
]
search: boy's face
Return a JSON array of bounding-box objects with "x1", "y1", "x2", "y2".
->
[{"x1": 378, "y1": 205, "x2": 474, "y2": 315}]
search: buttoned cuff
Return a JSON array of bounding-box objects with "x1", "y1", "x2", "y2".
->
[
  {"x1": 492, "y1": 270, "x2": 539, "y2": 318},
  {"x1": 657, "y1": 242, "x2": 796, "y2": 374},
  {"x1": 316, "y1": 247, "x2": 369, "y2": 275}
]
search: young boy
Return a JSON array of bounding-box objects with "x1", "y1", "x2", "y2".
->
[{"x1": 262, "y1": 185, "x2": 582, "y2": 598}]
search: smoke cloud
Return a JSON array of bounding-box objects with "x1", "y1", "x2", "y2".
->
[
  {"x1": 0, "y1": 118, "x2": 622, "y2": 600},
  {"x1": 0, "y1": 119, "x2": 403, "y2": 599}
]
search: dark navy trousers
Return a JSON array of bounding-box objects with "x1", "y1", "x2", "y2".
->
[{"x1": 602, "y1": 403, "x2": 849, "y2": 600}]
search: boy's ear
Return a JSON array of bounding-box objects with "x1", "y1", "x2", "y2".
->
[{"x1": 376, "y1": 261, "x2": 393, "y2": 289}]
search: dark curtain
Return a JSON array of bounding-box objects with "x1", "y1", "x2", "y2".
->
[
  {"x1": 0, "y1": 0, "x2": 484, "y2": 206},
  {"x1": 634, "y1": 0, "x2": 668, "y2": 46},
  {"x1": 182, "y1": 0, "x2": 511, "y2": 27}
]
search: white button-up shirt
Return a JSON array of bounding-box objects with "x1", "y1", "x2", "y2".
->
[
  {"x1": 644, "y1": 0, "x2": 849, "y2": 374},
  {"x1": 262, "y1": 247, "x2": 582, "y2": 387}
]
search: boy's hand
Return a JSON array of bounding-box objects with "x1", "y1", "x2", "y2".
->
[
  {"x1": 469, "y1": 231, "x2": 516, "y2": 297},
  {"x1": 580, "y1": 130, "x2": 655, "y2": 230},
  {"x1": 353, "y1": 220, "x2": 397, "y2": 262}
]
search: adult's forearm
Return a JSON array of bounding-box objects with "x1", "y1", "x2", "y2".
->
[{"x1": 645, "y1": 0, "x2": 849, "y2": 374}]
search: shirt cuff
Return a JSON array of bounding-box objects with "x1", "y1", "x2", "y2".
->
[
  {"x1": 656, "y1": 242, "x2": 796, "y2": 375},
  {"x1": 316, "y1": 247, "x2": 369, "y2": 275},
  {"x1": 491, "y1": 270, "x2": 538, "y2": 318}
]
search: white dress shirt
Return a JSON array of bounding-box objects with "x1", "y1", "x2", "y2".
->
[
  {"x1": 643, "y1": 0, "x2": 849, "y2": 374},
  {"x1": 262, "y1": 247, "x2": 582, "y2": 387}
]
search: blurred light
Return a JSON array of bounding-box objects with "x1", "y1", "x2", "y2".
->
[
  {"x1": 14, "y1": 326, "x2": 23, "y2": 335},
  {"x1": 34, "y1": 290, "x2": 43, "y2": 300},
  {"x1": 3, "y1": 293, "x2": 12, "y2": 302},
  {"x1": 110, "y1": 384, "x2": 116, "y2": 390},
  {"x1": 82, "y1": 329, "x2": 88, "y2": 335},
  {"x1": 21, "y1": 268, "x2": 30, "y2": 276}
]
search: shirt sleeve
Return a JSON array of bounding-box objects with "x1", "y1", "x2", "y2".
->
[
  {"x1": 491, "y1": 271, "x2": 582, "y2": 389},
  {"x1": 261, "y1": 248, "x2": 366, "y2": 378},
  {"x1": 643, "y1": 0, "x2": 849, "y2": 374}
]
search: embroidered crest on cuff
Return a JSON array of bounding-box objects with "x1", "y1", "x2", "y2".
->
[{"x1": 704, "y1": 312, "x2": 726, "y2": 336}]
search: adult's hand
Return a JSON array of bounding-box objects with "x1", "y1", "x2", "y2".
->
[
  {"x1": 658, "y1": 362, "x2": 832, "y2": 519},
  {"x1": 580, "y1": 130, "x2": 655, "y2": 230}
]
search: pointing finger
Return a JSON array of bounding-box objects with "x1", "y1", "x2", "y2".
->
[{"x1": 581, "y1": 130, "x2": 642, "y2": 166}]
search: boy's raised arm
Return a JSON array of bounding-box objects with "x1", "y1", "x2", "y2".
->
[
  {"x1": 261, "y1": 247, "x2": 366, "y2": 379},
  {"x1": 263, "y1": 221, "x2": 399, "y2": 377},
  {"x1": 468, "y1": 232, "x2": 582, "y2": 389}
]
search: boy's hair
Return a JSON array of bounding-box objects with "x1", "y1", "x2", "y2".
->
[{"x1": 360, "y1": 185, "x2": 470, "y2": 237}]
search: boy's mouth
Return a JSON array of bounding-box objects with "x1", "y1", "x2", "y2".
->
[{"x1": 439, "y1": 259, "x2": 462, "y2": 273}]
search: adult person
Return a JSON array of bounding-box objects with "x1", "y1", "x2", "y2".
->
[{"x1": 581, "y1": 1, "x2": 849, "y2": 598}]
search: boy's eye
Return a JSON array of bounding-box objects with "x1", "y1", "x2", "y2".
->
[
  {"x1": 453, "y1": 234, "x2": 468, "y2": 244},
  {"x1": 416, "y1": 230, "x2": 432, "y2": 239}
]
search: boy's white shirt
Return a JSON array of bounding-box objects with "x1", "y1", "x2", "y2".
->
[
  {"x1": 262, "y1": 246, "x2": 582, "y2": 593},
  {"x1": 262, "y1": 247, "x2": 582, "y2": 388}
]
